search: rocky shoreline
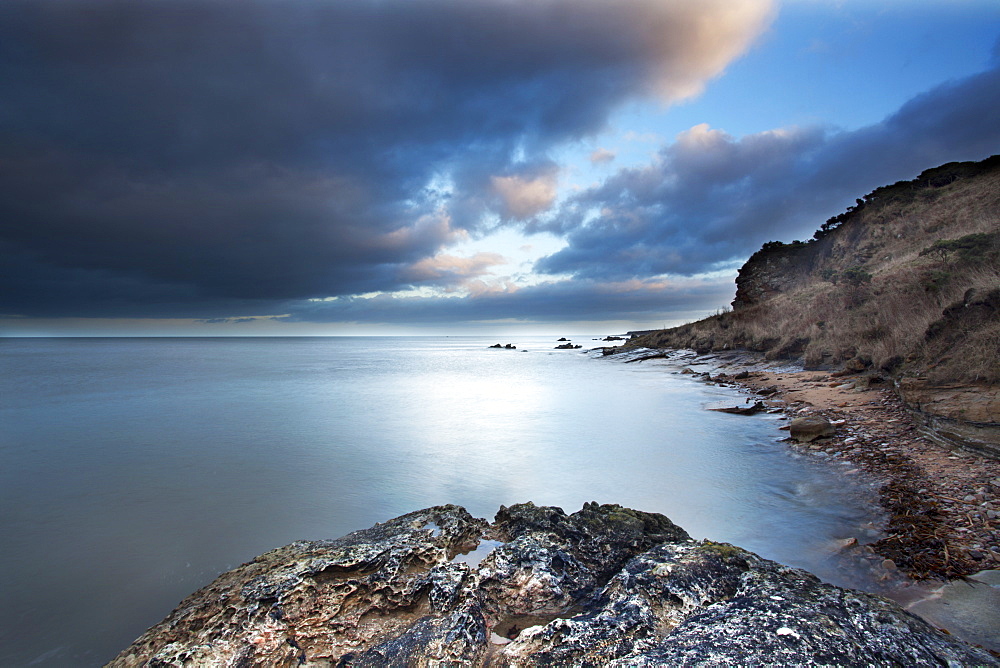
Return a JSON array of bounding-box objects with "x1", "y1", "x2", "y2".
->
[
  {"x1": 614, "y1": 346, "x2": 1000, "y2": 652},
  {"x1": 109, "y1": 503, "x2": 996, "y2": 666},
  {"x1": 655, "y1": 348, "x2": 1000, "y2": 576}
]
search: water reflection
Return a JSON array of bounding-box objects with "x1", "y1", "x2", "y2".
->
[{"x1": 0, "y1": 336, "x2": 884, "y2": 666}]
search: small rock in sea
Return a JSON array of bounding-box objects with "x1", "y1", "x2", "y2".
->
[
  {"x1": 836, "y1": 537, "x2": 858, "y2": 550},
  {"x1": 709, "y1": 402, "x2": 766, "y2": 416}
]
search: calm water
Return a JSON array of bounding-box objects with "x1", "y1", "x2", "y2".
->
[{"x1": 0, "y1": 336, "x2": 881, "y2": 666}]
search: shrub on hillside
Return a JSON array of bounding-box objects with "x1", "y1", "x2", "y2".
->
[{"x1": 919, "y1": 231, "x2": 999, "y2": 266}]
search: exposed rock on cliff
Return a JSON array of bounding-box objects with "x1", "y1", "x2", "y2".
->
[
  {"x1": 733, "y1": 239, "x2": 819, "y2": 310},
  {"x1": 109, "y1": 503, "x2": 995, "y2": 667}
]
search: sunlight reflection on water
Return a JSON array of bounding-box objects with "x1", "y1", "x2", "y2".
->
[{"x1": 0, "y1": 336, "x2": 883, "y2": 666}]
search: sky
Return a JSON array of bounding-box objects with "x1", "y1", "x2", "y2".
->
[{"x1": 1, "y1": 0, "x2": 999, "y2": 337}]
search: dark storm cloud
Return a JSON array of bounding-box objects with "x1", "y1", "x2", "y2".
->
[
  {"x1": 0, "y1": 0, "x2": 772, "y2": 320},
  {"x1": 535, "y1": 63, "x2": 1000, "y2": 281}
]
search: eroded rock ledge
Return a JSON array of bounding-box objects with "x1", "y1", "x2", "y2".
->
[{"x1": 109, "y1": 503, "x2": 995, "y2": 667}]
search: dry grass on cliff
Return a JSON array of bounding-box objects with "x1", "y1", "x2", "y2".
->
[{"x1": 633, "y1": 161, "x2": 1000, "y2": 384}]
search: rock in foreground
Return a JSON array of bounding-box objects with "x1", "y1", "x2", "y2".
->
[{"x1": 110, "y1": 503, "x2": 995, "y2": 667}]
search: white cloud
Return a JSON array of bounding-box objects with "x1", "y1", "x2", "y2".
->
[
  {"x1": 589, "y1": 148, "x2": 616, "y2": 164},
  {"x1": 490, "y1": 170, "x2": 560, "y2": 219},
  {"x1": 400, "y1": 252, "x2": 508, "y2": 292},
  {"x1": 641, "y1": 0, "x2": 777, "y2": 101}
]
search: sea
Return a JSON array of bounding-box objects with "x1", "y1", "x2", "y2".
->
[{"x1": 0, "y1": 335, "x2": 883, "y2": 666}]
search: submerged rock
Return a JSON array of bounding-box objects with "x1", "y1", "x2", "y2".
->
[
  {"x1": 109, "y1": 503, "x2": 995, "y2": 667},
  {"x1": 709, "y1": 401, "x2": 767, "y2": 416}
]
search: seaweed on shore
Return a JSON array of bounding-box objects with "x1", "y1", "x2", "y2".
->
[{"x1": 872, "y1": 475, "x2": 973, "y2": 580}]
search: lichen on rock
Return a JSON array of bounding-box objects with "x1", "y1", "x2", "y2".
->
[{"x1": 108, "y1": 503, "x2": 996, "y2": 667}]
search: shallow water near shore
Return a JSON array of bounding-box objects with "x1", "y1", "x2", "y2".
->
[{"x1": 1, "y1": 336, "x2": 884, "y2": 666}]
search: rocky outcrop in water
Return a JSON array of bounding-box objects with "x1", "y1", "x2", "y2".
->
[{"x1": 109, "y1": 503, "x2": 995, "y2": 667}]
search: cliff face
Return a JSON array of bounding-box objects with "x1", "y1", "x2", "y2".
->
[
  {"x1": 732, "y1": 240, "x2": 820, "y2": 309},
  {"x1": 109, "y1": 503, "x2": 994, "y2": 667},
  {"x1": 631, "y1": 155, "x2": 1000, "y2": 456},
  {"x1": 732, "y1": 157, "x2": 1000, "y2": 324}
]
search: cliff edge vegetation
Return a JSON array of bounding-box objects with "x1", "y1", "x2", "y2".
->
[{"x1": 630, "y1": 155, "x2": 1000, "y2": 456}]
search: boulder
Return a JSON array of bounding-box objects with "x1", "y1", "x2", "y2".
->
[
  {"x1": 110, "y1": 503, "x2": 994, "y2": 667},
  {"x1": 790, "y1": 415, "x2": 836, "y2": 442}
]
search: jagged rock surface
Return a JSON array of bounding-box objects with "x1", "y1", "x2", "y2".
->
[{"x1": 109, "y1": 503, "x2": 996, "y2": 667}]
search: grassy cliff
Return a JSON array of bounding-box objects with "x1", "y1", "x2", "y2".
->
[
  {"x1": 633, "y1": 156, "x2": 1000, "y2": 381},
  {"x1": 630, "y1": 155, "x2": 1000, "y2": 454}
]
